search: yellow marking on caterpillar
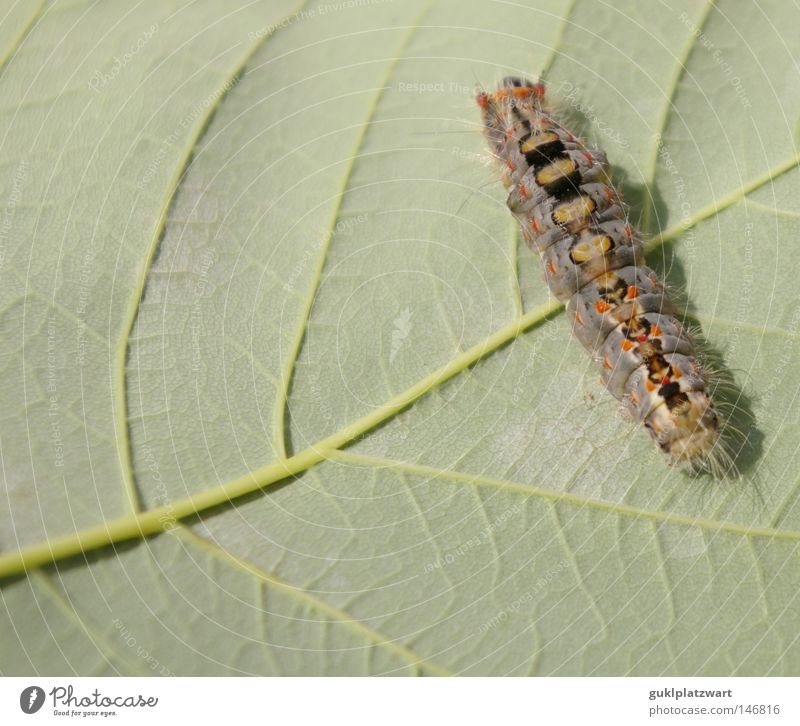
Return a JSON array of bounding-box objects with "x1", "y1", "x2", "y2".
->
[
  {"x1": 571, "y1": 234, "x2": 612, "y2": 263},
  {"x1": 536, "y1": 157, "x2": 578, "y2": 186},
  {"x1": 553, "y1": 195, "x2": 596, "y2": 226}
]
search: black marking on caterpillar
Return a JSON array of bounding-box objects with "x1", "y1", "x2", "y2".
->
[{"x1": 477, "y1": 77, "x2": 726, "y2": 473}]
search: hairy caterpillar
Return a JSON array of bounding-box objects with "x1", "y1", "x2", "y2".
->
[{"x1": 477, "y1": 77, "x2": 725, "y2": 472}]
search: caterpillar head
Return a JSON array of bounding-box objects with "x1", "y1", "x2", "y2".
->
[{"x1": 476, "y1": 77, "x2": 546, "y2": 153}]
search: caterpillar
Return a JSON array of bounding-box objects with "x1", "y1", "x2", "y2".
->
[{"x1": 477, "y1": 77, "x2": 725, "y2": 473}]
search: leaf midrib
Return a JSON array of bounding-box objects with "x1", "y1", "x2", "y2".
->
[
  {"x1": 1, "y1": 145, "x2": 799, "y2": 580},
  {"x1": 5, "y1": 0, "x2": 800, "y2": 590}
]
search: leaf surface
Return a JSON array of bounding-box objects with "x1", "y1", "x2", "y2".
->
[{"x1": 2, "y1": 0, "x2": 799, "y2": 675}]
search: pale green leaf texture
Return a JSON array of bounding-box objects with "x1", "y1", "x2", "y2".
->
[{"x1": 1, "y1": 0, "x2": 799, "y2": 676}]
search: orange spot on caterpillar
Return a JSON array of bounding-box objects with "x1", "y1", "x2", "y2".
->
[
  {"x1": 625, "y1": 285, "x2": 639, "y2": 299},
  {"x1": 636, "y1": 334, "x2": 648, "y2": 343},
  {"x1": 629, "y1": 391, "x2": 639, "y2": 405},
  {"x1": 604, "y1": 356, "x2": 613, "y2": 370},
  {"x1": 595, "y1": 300, "x2": 611, "y2": 314},
  {"x1": 506, "y1": 159, "x2": 516, "y2": 172},
  {"x1": 531, "y1": 217, "x2": 540, "y2": 234},
  {"x1": 673, "y1": 367, "x2": 682, "y2": 379},
  {"x1": 645, "y1": 380, "x2": 657, "y2": 392},
  {"x1": 519, "y1": 184, "x2": 529, "y2": 199},
  {"x1": 476, "y1": 93, "x2": 489, "y2": 109},
  {"x1": 581, "y1": 150, "x2": 593, "y2": 165},
  {"x1": 548, "y1": 259, "x2": 556, "y2": 274},
  {"x1": 575, "y1": 310, "x2": 585, "y2": 326},
  {"x1": 660, "y1": 376, "x2": 670, "y2": 386},
  {"x1": 604, "y1": 187, "x2": 613, "y2": 201},
  {"x1": 621, "y1": 339, "x2": 634, "y2": 352},
  {"x1": 651, "y1": 324, "x2": 663, "y2": 336}
]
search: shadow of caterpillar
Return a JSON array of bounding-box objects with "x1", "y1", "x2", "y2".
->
[{"x1": 478, "y1": 77, "x2": 732, "y2": 476}]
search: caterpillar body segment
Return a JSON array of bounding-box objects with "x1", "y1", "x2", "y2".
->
[{"x1": 477, "y1": 77, "x2": 721, "y2": 470}]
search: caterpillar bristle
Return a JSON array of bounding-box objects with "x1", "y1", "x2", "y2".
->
[{"x1": 477, "y1": 76, "x2": 737, "y2": 476}]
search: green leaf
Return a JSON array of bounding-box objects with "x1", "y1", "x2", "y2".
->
[{"x1": 1, "y1": 0, "x2": 799, "y2": 675}]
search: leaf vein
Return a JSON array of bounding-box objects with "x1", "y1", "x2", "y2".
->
[
  {"x1": 176, "y1": 525, "x2": 453, "y2": 676},
  {"x1": 4, "y1": 153, "x2": 799, "y2": 581},
  {"x1": 114, "y1": 0, "x2": 310, "y2": 514},
  {"x1": 641, "y1": 0, "x2": 716, "y2": 235},
  {"x1": 331, "y1": 450, "x2": 800, "y2": 543},
  {"x1": 273, "y1": 0, "x2": 436, "y2": 459},
  {"x1": 0, "y1": 0, "x2": 46, "y2": 77}
]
